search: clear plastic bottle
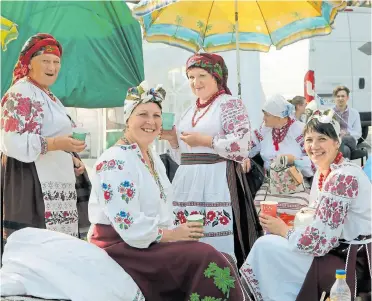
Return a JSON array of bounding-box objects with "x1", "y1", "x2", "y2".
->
[{"x1": 330, "y1": 269, "x2": 351, "y2": 301}]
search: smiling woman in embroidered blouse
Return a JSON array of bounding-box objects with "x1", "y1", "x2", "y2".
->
[
  {"x1": 240, "y1": 109, "x2": 371, "y2": 301},
  {"x1": 242, "y1": 95, "x2": 315, "y2": 225},
  {"x1": 0, "y1": 33, "x2": 88, "y2": 241},
  {"x1": 160, "y1": 53, "x2": 262, "y2": 267},
  {"x1": 88, "y1": 81, "x2": 249, "y2": 301}
]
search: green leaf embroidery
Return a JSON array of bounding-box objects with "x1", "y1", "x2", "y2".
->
[{"x1": 189, "y1": 293, "x2": 200, "y2": 301}]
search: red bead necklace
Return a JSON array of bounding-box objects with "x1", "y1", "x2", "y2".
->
[
  {"x1": 192, "y1": 90, "x2": 225, "y2": 127},
  {"x1": 318, "y1": 152, "x2": 343, "y2": 191},
  {"x1": 272, "y1": 118, "x2": 294, "y2": 151},
  {"x1": 26, "y1": 76, "x2": 56, "y2": 102}
]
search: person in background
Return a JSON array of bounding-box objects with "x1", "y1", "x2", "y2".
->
[
  {"x1": 242, "y1": 95, "x2": 314, "y2": 224},
  {"x1": 288, "y1": 95, "x2": 307, "y2": 123},
  {"x1": 160, "y1": 53, "x2": 262, "y2": 267},
  {"x1": 333, "y1": 85, "x2": 362, "y2": 159},
  {"x1": 1, "y1": 33, "x2": 89, "y2": 241}
]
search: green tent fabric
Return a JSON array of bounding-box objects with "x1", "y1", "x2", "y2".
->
[{"x1": 1, "y1": 1, "x2": 144, "y2": 108}]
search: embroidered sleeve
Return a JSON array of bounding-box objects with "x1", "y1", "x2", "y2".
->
[
  {"x1": 212, "y1": 97, "x2": 252, "y2": 163},
  {"x1": 249, "y1": 127, "x2": 263, "y2": 158},
  {"x1": 96, "y1": 160, "x2": 162, "y2": 248},
  {"x1": 288, "y1": 172, "x2": 358, "y2": 256},
  {"x1": 0, "y1": 90, "x2": 46, "y2": 162}
]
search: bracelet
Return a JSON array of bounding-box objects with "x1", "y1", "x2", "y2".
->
[
  {"x1": 40, "y1": 137, "x2": 48, "y2": 154},
  {"x1": 210, "y1": 137, "x2": 215, "y2": 149}
]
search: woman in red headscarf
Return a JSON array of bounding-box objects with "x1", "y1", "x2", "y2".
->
[
  {"x1": 1, "y1": 33, "x2": 90, "y2": 242},
  {"x1": 160, "y1": 53, "x2": 262, "y2": 267}
]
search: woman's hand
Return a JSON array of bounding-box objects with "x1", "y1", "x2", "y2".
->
[
  {"x1": 72, "y1": 156, "x2": 85, "y2": 176},
  {"x1": 172, "y1": 222, "x2": 204, "y2": 241},
  {"x1": 48, "y1": 136, "x2": 86, "y2": 153},
  {"x1": 241, "y1": 158, "x2": 251, "y2": 173},
  {"x1": 180, "y1": 132, "x2": 213, "y2": 148},
  {"x1": 159, "y1": 126, "x2": 178, "y2": 148},
  {"x1": 259, "y1": 213, "x2": 289, "y2": 237}
]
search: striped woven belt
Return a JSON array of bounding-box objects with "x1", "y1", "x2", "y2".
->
[{"x1": 180, "y1": 153, "x2": 226, "y2": 165}]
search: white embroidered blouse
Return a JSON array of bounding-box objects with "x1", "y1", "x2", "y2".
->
[
  {"x1": 288, "y1": 161, "x2": 371, "y2": 256},
  {"x1": 89, "y1": 144, "x2": 174, "y2": 249},
  {"x1": 170, "y1": 94, "x2": 252, "y2": 164}
]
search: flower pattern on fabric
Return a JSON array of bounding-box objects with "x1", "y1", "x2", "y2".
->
[
  {"x1": 324, "y1": 173, "x2": 359, "y2": 199},
  {"x1": 297, "y1": 226, "x2": 339, "y2": 256},
  {"x1": 254, "y1": 129, "x2": 263, "y2": 142},
  {"x1": 155, "y1": 228, "x2": 163, "y2": 243},
  {"x1": 96, "y1": 159, "x2": 125, "y2": 173},
  {"x1": 174, "y1": 209, "x2": 205, "y2": 225},
  {"x1": 212, "y1": 97, "x2": 251, "y2": 163},
  {"x1": 102, "y1": 183, "x2": 114, "y2": 203},
  {"x1": 44, "y1": 210, "x2": 79, "y2": 226},
  {"x1": 205, "y1": 209, "x2": 231, "y2": 227},
  {"x1": 118, "y1": 181, "x2": 136, "y2": 204},
  {"x1": 173, "y1": 209, "x2": 232, "y2": 227},
  {"x1": 1, "y1": 92, "x2": 44, "y2": 134},
  {"x1": 295, "y1": 134, "x2": 306, "y2": 155},
  {"x1": 114, "y1": 211, "x2": 134, "y2": 230},
  {"x1": 315, "y1": 196, "x2": 349, "y2": 230},
  {"x1": 240, "y1": 264, "x2": 264, "y2": 301}
]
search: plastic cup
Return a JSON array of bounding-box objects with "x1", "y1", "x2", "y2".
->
[
  {"x1": 72, "y1": 128, "x2": 87, "y2": 141},
  {"x1": 186, "y1": 214, "x2": 204, "y2": 226},
  {"x1": 162, "y1": 112, "x2": 175, "y2": 130},
  {"x1": 260, "y1": 201, "x2": 278, "y2": 217}
]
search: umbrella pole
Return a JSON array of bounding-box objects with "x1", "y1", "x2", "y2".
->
[{"x1": 235, "y1": 0, "x2": 241, "y2": 98}]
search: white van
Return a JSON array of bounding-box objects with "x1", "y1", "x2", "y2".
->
[{"x1": 307, "y1": 6, "x2": 371, "y2": 141}]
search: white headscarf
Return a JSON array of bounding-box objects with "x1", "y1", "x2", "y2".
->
[
  {"x1": 123, "y1": 81, "x2": 166, "y2": 126},
  {"x1": 262, "y1": 94, "x2": 295, "y2": 118},
  {"x1": 306, "y1": 109, "x2": 342, "y2": 143}
]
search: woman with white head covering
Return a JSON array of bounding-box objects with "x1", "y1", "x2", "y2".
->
[
  {"x1": 242, "y1": 94, "x2": 315, "y2": 223},
  {"x1": 240, "y1": 109, "x2": 371, "y2": 301},
  {"x1": 88, "y1": 81, "x2": 250, "y2": 301}
]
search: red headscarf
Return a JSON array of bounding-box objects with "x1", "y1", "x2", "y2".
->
[
  {"x1": 186, "y1": 53, "x2": 231, "y2": 95},
  {"x1": 12, "y1": 33, "x2": 62, "y2": 85}
]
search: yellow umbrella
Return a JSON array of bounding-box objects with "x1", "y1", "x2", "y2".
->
[
  {"x1": 1, "y1": 16, "x2": 19, "y2": 51},
  {"x1": 133, "y1": 0, "x2": 346, "y2": 96}
]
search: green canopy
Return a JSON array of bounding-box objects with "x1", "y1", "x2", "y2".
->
[{"x1": 1, "y1": 1, "x2": 144, "y2": 108}]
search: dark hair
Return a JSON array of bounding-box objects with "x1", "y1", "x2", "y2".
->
[
  {"x1": 333, "y1": 85, "x2": 350, "y2": 97},
  {"x1": 303, "y1": 118, "x2": 339, "y2": 142}
]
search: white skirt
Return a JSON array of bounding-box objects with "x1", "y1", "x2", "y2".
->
[
  {"x1": 240, "y1": 235, "x2": 313, "y2": 301},
  {"x1": 172, "y1": 161, "x2": 235, "y2": 256}
]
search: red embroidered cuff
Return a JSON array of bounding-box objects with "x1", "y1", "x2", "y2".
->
[
  {"x1": 155, "y1": 228, "x2": 163, "y2": 243},
  {"x1": 40, "y1": 136, "x2": 48, "y2": 155}
]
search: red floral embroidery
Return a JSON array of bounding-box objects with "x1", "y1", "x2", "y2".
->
[
  {"x1": 207, "y1": 211, "x2": 216, "y2": 221},
  {"x1": 240, "y1": 264, "x2": 263, "y2": 301},
  {"x1": 229, "y1": 142, "x2": 240, "y2": 152},
  {"x1": 297, "y1": 226, "x2": 339, "y2": 256},
  {"x1": 324, "y1": 173, "x2": 359, "y2": 199},
  {"x1": 315, "y1": 196, "x2": 348, "y2": 230},
  {"x1": 254, "y1": 129, "x2": 263, "y2": 142},
  {"x1": 96, "y1": 160, "x2": 125, "y2": 173},
  {"x1": 101, "y1": 183, "x2": 113, "y2": 203},
  {"x1": 1, "y1": 91, "x2": 43, "y2": 134}
]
